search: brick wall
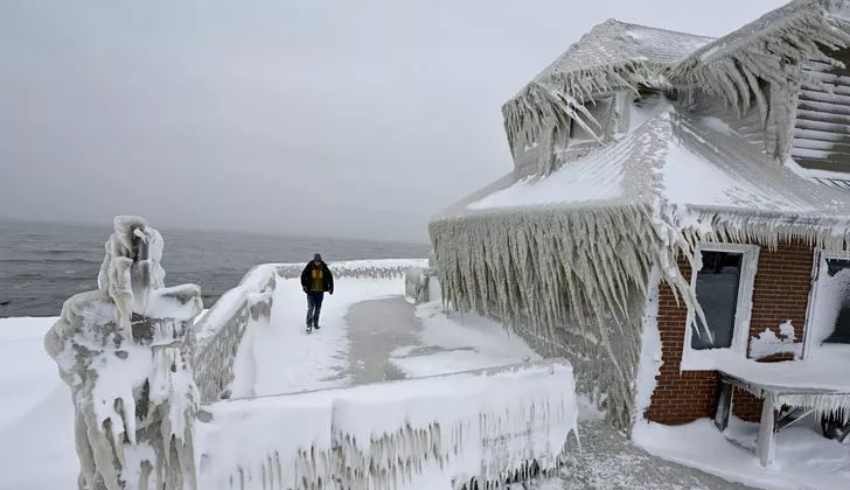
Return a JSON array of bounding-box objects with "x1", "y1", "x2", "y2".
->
[
  {"x1": 645, "y1": 241, "x2": 814, "y2": 425},
  {"x1": 748, "y1": 242, "x2": 812, "y2": 343}
]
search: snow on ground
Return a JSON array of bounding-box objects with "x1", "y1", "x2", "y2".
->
[
  {"x1": 389, "y1": 300, "x2": 541, "y2": 377},
  {"x1": 250, "y1": 275, "x2": 405, "y2": 396},
  {"x1": 634, "y1": 417, "x2": 850, "y2": 490},
  {"x1": 0, "y1": 316, "x2": 76, "y2": 490}
]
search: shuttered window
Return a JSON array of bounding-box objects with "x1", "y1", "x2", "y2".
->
[{"x1": 793, "y1": 47, "x2": 850, "y2": 173}]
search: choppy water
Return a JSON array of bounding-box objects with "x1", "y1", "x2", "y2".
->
[{"x1": 0, "y1": 220, "x2": 429, "y2": 318}]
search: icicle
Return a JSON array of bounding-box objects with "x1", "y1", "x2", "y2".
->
[
  {"x1": 429, "y1": 201, "x2": 699, "y2": 430},
  {"x1": 199, "y1": 361, "x2": 578, "y2": 490},
  {"x1": 667, "y1": 1, "x2": 850, "y2": 143},
  {"x1": 501, "y1": 59, "x2": 664, "y2": 171}
]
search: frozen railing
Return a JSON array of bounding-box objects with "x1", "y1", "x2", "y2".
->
[
  {"x1": 193, "y1": 264, "x2": 278, "y2": 403},
  {"x1": 195, "y1": 359, "x2": 578, "y2": 490},
  {"x1": 274, "y1": 259, "x2": 428, "y2": 280},
  {"x1": 192, "y1": 259, "x2": 429, "y2": 403}
]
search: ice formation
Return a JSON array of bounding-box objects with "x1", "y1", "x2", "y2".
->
[
  {"x1": 748, "y1": 321, "x2": 802, "y2": 360},
  {"x1": 193, "y1": 265, "x2": 277, "y2": 403},
  {"x1": 430, "y1": 202, "x2": 696, "y2": 430},
  {"x1": 196, "y1": 360, "x2": 578, "y2": 490},
  {"x1": 275, "y1": 259, "x2": 427, "y2": 281},
  {"x1": 501, "y1": 19, "x2": 714, "y2": 165},
  {"x1": 503, "y1": 1, "x2": 850, "y2": 175},
  {"x1": 44, "y1": 217, "x2": 203, "y2": 490},
  {"x1": 669, "y1": 0, "x2": 850, "y2": 160},
  {"x1": 403, "y1": 267, "x2": 435, "y2": 304}
]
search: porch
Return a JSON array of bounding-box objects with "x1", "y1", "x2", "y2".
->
[{"x1": 714, "y1": 346, "x2": 850, "y2": 467}]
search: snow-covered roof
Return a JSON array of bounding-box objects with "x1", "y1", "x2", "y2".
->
[
  {"x1": 674, "y1": 0, "x2": 849, "y2": 70},
  {"x1": 530, "y1": 20, "x2": 713, "y2": 90},
  {"x1": 668, "y1": 0, "x2": 850, "y2": 117},
  {"x1": 502, "y1": 20, "x2": 714, "y2": 151},
  {"x1": 448, "y1": 101, "x2": 850, "y2": 225},
  {"x1": 503, "y1": 1, "x2": 850, "y2": 159}
]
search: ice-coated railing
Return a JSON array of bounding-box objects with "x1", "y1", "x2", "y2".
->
[
  {"x1": 193, "y1": 264, "x2": 278, "y2": 403},
  {"x1": 192, "y1": 259, "x2": 429, "y2": 403},
  {"x1": 196, "y1": 359, "x2": 578, "y2": 490}
]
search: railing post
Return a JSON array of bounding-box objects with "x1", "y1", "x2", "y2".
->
[{"x1": 44, "y1": 216, "x2": 202, "y2": 490}]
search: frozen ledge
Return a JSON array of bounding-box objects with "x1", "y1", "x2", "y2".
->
[{"x1": 197, "y1": 359, "x2": 579, "y2": 489}]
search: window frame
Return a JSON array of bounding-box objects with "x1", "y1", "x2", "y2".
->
[
  {"x1": 681, "y1": 242, "x2": 760, "y2": 370},
  {"x1": 802, "y1": 249, "x2": 850, "y2": 359}
]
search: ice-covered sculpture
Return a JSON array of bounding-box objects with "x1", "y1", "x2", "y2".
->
[{"x1": 45, "y1": 216, "x2": 203, "y2": 490}]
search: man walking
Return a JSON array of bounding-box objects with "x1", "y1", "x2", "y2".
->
[{"x1": 300, "y1": 253, "x2": 334, "y2": 333}]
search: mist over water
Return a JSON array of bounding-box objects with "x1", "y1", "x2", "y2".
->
[{"x1": 0, "y1": 220, "x2": 430, "y2": 318}]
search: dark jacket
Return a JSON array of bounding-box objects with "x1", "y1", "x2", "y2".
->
[{"x1": 301, "y1": 261, "x2": 334, "y2": 293}]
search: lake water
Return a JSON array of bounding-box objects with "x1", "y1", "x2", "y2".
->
[{"x1": 0, "y1": 220, "x2": 430, "y2": 318}]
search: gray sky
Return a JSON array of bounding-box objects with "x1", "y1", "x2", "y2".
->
[{"x1": 1, "y1": 0, "x2": 785, "y2": 242}]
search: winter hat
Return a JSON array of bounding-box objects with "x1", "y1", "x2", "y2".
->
[{"x1": 313, "y1": 253, "x2": 322, "y2": 262}]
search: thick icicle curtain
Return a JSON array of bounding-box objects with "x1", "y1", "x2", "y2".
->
[
  {"x1": 429, "y1": 204, "x2": 694, "y2": 428},
  {"x1": 668, "y1": 1, "x2": 850, "y2": 115},
  {"x1": 501, "y1": 61, "x2": 662, "y2": 160},
  {"x1": 677, "y1": 208, "x2": 850, "y2": 253}
]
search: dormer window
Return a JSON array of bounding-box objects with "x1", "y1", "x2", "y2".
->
[{"x1": 570, "y1": 96, "x2": 615, "y2": 142}]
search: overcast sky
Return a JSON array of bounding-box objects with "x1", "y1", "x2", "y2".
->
[{"x1": 1, "y1": 0, "x2": 786, "y2": 242}]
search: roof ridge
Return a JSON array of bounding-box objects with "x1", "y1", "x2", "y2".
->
[{"x1": 596, "y1": 18, "x2": 715, "y2": 40}]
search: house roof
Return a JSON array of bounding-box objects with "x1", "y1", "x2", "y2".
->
[
  {"x1": 530, "y1": 19, "x2": 713, "y2": 92},
  {"x1": 501, "y1": 20, "x2": 713, "y2": 150},
  {"x1": 673, "y1": 0, "x2": 850, "y2": 70},
  {"x1": 503, "y1": 1, "x2": 850, "y2": 156},
  {"x1": 441, "y1": 100, "x2": 850, "y2": 227}
]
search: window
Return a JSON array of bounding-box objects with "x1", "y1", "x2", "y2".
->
[
  {"x1": 682, "y1": 243, "x2": 759, "y2": 370},
  {"x1": 570, "y1": 96, "x2": 614, "y2": 142},
  {"x1": 823, "y1": 261, "x2": 850, "y2": 344},
  {"x1": 805, "y1": 254, "x2": 850, "y2": 350},
  {"x1": 691, "y1": 251, "x2": 743, "y2": 350}
]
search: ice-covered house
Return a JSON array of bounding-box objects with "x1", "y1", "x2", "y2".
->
[{"x1": 430, "y1": 0, "x2": 850, "y2": 458}]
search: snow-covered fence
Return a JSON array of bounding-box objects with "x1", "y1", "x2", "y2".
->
[
  {"x1": 193, "y1": 265, "x2": 278, "y2": 403},
  {"x1": 196, "y1": 359, "x2": 578, "y2": 490},
  {"x1": 274, "y1": 259, "x2": 428, "y2": 280}
]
